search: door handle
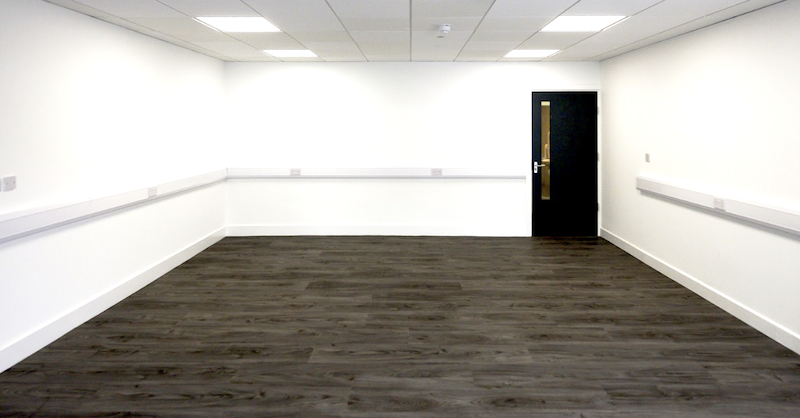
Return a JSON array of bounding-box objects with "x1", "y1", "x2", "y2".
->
[{"x1": 533, "y1": 162, "x2": 545, "y2": 174}]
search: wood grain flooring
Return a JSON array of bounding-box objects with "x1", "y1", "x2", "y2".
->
[{"x1": 1, "y1": 236, "x2": 799, "y2": 417}]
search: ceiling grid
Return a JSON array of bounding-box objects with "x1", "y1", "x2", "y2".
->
[{"x1": 42, "y1": 0, "x2": 784, "y2": 62}]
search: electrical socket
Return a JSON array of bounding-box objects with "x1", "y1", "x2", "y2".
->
[
  {"x1": 713, "y1": 198, "x2": 726, "y2": 211},
  {"x1": 290, "y1": 168, "x2": 301, "y2": 176},
  {"x1": 1, "y1": 176, "x2": 17, "y2": 192},
  {"x1": 431, "y1": 168, "x2": 443, "y2": 176},
  {"x1": 148, "y1": 187, "x2": 157, "y2": 198}
]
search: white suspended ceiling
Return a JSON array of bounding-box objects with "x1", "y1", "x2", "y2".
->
[{"x1": 43, "y1": 0, "x2": 784, "y2": 62}]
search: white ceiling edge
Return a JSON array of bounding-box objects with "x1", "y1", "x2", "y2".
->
[
  {"x1": 586, "y1": 0, "x2": 788, "y2": 62},
  {"x1": 43, "y1": 0, "x2": 238, "y2": 61}
]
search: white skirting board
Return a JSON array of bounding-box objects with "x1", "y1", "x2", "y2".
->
[
  {"x1": 226, "y1": 224, "x2": 527, "y2": 237},
  {"x1": 601, "y1": 228, "x2": 800, "y2": 356},
  {"x1": 0, "y1": 228, "x2": 225, "y2": 373}
]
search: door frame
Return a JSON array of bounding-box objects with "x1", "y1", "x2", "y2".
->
[{"x1": 528, "y1": 89, "x2": 601, "y2": 237}]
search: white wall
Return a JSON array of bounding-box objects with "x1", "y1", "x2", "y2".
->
[
  {"x1": 224, "y1": 62, "x2": 600, "y2": 236},
  {"x1": 601, "y1": 1, "x2": 800, "y2": 353},
  {"x1": 0, "y1": 0, "x2": 225, "y2": 210},
  {"x1": 0, "y1": 0, "x2": 226, "y2": 371}
]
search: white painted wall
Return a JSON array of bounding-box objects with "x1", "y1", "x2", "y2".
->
[
  {"x1": 0, "y1": 0, "x2": 225, "y2": 211},
  {"x1": 226, "y1": 178, "x2": 529, "y2": 236},
  {"x1": 601, "y1": 1, "x2": 800, "y2": 353},
  {"x1": 0, "y1": 1, "x2": 226, "y2": 371},
  {"x1": 224, "y1": 62, "x2": 600, "y2": 236}
]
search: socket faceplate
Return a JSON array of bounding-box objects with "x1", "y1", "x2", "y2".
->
[{"x1": 1, "y1": 176, "x2": 16, "y2": 192}]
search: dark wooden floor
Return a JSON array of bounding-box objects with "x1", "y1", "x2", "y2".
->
[{"x1": 1, "y1": 237, "x2": 799, "y2": 417}]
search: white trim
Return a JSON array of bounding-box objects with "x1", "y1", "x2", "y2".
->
[
  {"x1": 226, "y1": 224, "x2": 527, "y2": 237},
  {"x1": 0, "y1": 201, "x2": 93, "y2": 244},
  {"x1": 0, "y1": 169, "x2": 227, "y2": 244},
  {"x1": 226, "y1": 167, "x2": 526, "y2": 180},
  {"x1": 90, "y1": 189, "x2": 149, "y2": 214},
  {"x1": 601, "y1": 228, "x2": 800, "y2": 356},
  {"x1": 636, "y1": 175, "x2": 712, "y2": 208},
  {"x1": 0, "y1": 228, "x2": 225, "y2": 373},
  {"x1": 0, "y1": 168, "x2": 524, "y2": 244},
  {"x1": 636, "y1": 174, "x2": 800, "y2": 236}
]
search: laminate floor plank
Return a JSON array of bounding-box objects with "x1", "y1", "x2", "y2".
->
[{"x1": 1, "y1": 236, "x2": 799, "y2": 417}]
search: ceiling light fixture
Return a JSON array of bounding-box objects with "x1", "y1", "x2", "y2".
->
[
  {"x1": 541, "y1": 16, "x2": 626, "y2": 32},
  {"x1": 195, "y1": 16, "x2": 280, "y2": 33},
  {"x1": 504, "y1": 49, "x2": 559, "y2": 59},
  {"x1": 263, "y1": 50, "x2": 318, "y2": 58}
]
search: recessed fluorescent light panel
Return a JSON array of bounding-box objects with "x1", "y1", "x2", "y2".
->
[
  {"x1": 504, "y1": 49, "x2": 559, "y2": 58},
  {"x1": 541, "y1": 16, "x2": 626, "y2": 32},
  {"x1": 263, "y1": 50, "x2": 318, "y2": 58},
  {"x1": 196, "y1": 17, "x2": 280, "y2": 32}
]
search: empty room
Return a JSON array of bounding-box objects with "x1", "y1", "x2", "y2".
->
[{"x1": 1, "y1": 0, "x2": 799, "y2": 416}]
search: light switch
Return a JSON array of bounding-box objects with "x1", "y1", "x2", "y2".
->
[{"x1": 645, "y1": 153, "x2": 650, "y2": 163}]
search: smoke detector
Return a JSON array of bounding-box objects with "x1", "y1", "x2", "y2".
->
[{"x1": 439, "y1": 24, "x2": 451, "y2": 34}]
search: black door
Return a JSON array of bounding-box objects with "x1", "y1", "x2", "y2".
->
[{"x1": 532, "y1": 92, "x2": 597, "y2": 236}]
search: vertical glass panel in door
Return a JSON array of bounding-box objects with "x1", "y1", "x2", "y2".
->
[{"x1": 541, "y1": 101, "x2": 551, "y2": 200}]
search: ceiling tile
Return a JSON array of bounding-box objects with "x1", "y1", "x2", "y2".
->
[
  {"x1": 317, "y1": 56, "x2": 368, "y2": 62},
  {"x1": 455, "y1": 55, "x2": 500, "y2": 62},
  {"x1": 544, "y1": 47, "x2": 603, "y2": 61},
  {"x1": 455, "y1": 49, "x2": 506, "y2": 61},
  {"x1": 411, "y1": 0, "x2": 494, "y2": 18},
  {"x1": 499, "y1": 56, "x2": 548, "y2": 62},
  {"x1": 244, "y1": 0, "x2": 345, "y2": 32},
  {"x1": 475, "y1": 17, "x2": 551, "y2": 32},
  {"x1": 127, "y1": 17, "x2": 233, "y2": 41},
  {"x1": 461, "y1": 40, "x2": 520, "y2": 52},
  {"x1": 564, "y1": 0, "x2": 664, "y2": 16},
  {"x1": 228, "y1": 32, "x2": 307, "y2": 50},
  {"x1": 642, "y1": 0, "x2": 749, "y2": 18},
  {"x1": 327, "y1": 0, "x2": 409, "y2": 18},
  {"x1": 74, "y1": 0, "x2": 183, "y2": 17},
  {"x1": 290, "y1": 31, "x2": 354, "y2": 43},
  {"x1": 276, "y1": 56, "x2": 325, "y2": 62},
  {"x1": 412, "y1": 16, "x2": 483, "y2": 32},
  {"x1": 411, "y1": 30, "x2": 473, "y2": 61},
  {"x1": 303, "y1": 41, "x2": 363, "y2": 54},
  {"x1": 350, "y1": 31, "x2": 410, "y2": 55},
  {"x1": 484, "y1": 0, "x2": 576, "y2": 18},
  {"x1": 192, "y1": 41, "x2": 276, "y2": 59},
  {"x1": 372, "y1": 56, "x2": 413, "y2": 62},
  {"x1": 158, "y1": 0, "x2": 260, "y2": 17},
  {"x1": 469, "y1": 31, "x2": 533, "y2": 43},
  {"x1": 339, "y1": 17, "x2": 409, "y2": 31},
  {"x1": 517, "y1": 32, "x2": 593, "y2": 50}
]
